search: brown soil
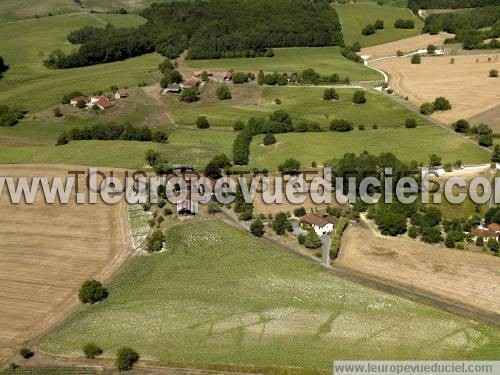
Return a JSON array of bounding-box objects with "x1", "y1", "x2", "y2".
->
[
  {"x1": 469, "y1": 103, "x2": 500, "y2": 132},
  {"x1": 337, "y1": 220, "x2": 500, "y2": 315},
  {"x1": 0, "y1": 165, "x2": 133, "y2": 364},
  {"x1": 361, "y1": 32, "x2": 454, "y2": 58},
  {"x1": 372, "y1": 53, "x2": 500, "y2": 124}
]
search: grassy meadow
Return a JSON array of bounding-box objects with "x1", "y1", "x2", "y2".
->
[
  {"x1": 249, "y1": 127, "x2": 490, "y2": 171},
  {"x1": 0, "y1": 13, "x2": 162, "y2": 111},
  {"x1": 39, "y1": 220, "x2": 500, "y2": 370},
  {"x1": 187, "y1": 47, "x2": 382, "y2": 81},
  {"x1": 333, "y1": 2, "x2": 423, "y2": 47},
  {"x1": 0, "y1": 128, "x2": 234, "y2": 169},
  {"x1": 0, "y1": 0, "x2": 80, "y2": 23},
  {"x1": 168, "y1": 85, "x2": 430, "y2": 129}
]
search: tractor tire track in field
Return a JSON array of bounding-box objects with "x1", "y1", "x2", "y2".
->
[{"x1": 219, "y1": 209, "x2": 500, "y2": 326}]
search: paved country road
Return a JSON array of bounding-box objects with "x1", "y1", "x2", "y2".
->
[{"x1": 219, "y1": 209, "x2": 500, "y2": 326}]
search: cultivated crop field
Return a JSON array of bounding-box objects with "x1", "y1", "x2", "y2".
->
[
  {"x1": 0, "y1": 13, "x2": 161, "y2": 111},
  {"x1": 39, "y1": 220, "x2": 500, "y2": 370},
  {"x1": 361, "y1": 32, "x2": 454, "y2": 57},
  {"x1": 338, "y1": 222, "x2": 500, "y2": 315},
  {"x1": 372, "y1": 53, "x2": 500, "y2": 125},
  {"x1": 248, "y1": 126, "x2": 490, "y2": 171},
  {"x1": 333, "y1": 2, "x2": 422, "y2": 47},
  {"x1": 0, "y1": 0, "x2": 79, "y2": 23},
  {"x1": 0, "y1": 165, "x2": 132, "y2": 364},
  {"x1": 168, "y1": 85, "x2": 430, "y2": 129},
  {"x1": 186, "y1": 47, "x2": 382, "y2": 80}
]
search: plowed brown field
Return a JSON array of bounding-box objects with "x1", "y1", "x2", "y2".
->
[
  {"x1": 372, "y1": 53, "x2": 500, "y2": 125},
  {"x1": 337, "y1": 221, "x2": 500, "y2": 315},
  {"x1": 0, "y1": 165, "x2": 132, "y2": 364}
]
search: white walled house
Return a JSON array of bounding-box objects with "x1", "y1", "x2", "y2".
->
[{"x1": 301, "y1": 213, "x2": 334, "y2": 236}]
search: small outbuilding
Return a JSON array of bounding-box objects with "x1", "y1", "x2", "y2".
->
[
  {"x1": 95, "y1": 96, "x2": 114, "y2": 110},
  {"x1": 114, "y1": 89, "x2": 128, "y2": 99},
  {"x1": 164, "y1": 84, "x2": 182, "y2": 94}
]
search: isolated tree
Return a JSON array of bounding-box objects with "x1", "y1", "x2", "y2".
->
[
  {"x1": 304, "y1": 231, "x2": 322, "y2": 249},
  {"x1": 323, "y1": 88, "x2": 339, "y2": 101},
  {"x1": 115, "y1": 348, "x2": 139, "y2": 371},
  {"x1": 145, "y1": 149, "x2": 161, "y2": 166},
  {"x1": 263, "y1": 133, "x2": 276, "y2": 146},
  {"x1": 490, "y1": 69, "x2": 498, "y2": 78},
  {"x1": 429, "y1": 154, "x2": 442, "y2": 166},
  {"x1": 405, "y1": 118, "x2": 417, "y2": 128},
  {"x1": 427, "y1": 44, "x2": 437, "y2": 55},
  {"x1": 352, "y1": 90, "x2": 366, "y2": 104},
  {"x1": 453, "y1": 119, "x2": 470, "y2": 133},
  {"x1": 232, "y1": 72, "x2": 248, "y2": 84},
  {"x1": 361, "y1": 24, "x2": 376, "y2": 36},
  {"x1": 257, "y1": 70, "x2": 265, "y2": 85},
  {"x1": 374, "y1": 19, "x2": 384, "y2": 29},
  {"x1": 330, "y1": 119, "x2": 353, "y2": 132},
  {"x1": 160, "y1": 69, "x2": 183, "y2": 87},
  {"x1": 196, "y1": 116, "x2": 210, "y2": 129},
  {"x1": 0, "y1": 56, "x2": 8, "y2": 74},
  {"x1": 272, "y1": 212, "x2": 291, "y2": 235},
  {"x1": 83, "y1": 343, "x2": 102, "y2": 359},
  {"x1": 147, "y1": 230, "x2": 165, "y2": 252},
  {"x1": 433, "y1": 97, "x2": 451, "y2": 111},
  {"x1": 278, "y1": 158, "x2": 301, "y2": 174},
  {"x1": 250, "y1": 218, "x2": 265, "y2": 237},
  {"x1": 411, "y1": 54, "x2": 421, "y2": 64},
  {"x1": 492, "y1": 145, "x2": 500, "y2": 163},
  {"x1": 420, "y1": 102, "x2": 434, "y2": 115},
  {"x1": 78, "y1": 280, "x2": 108, "y2": 304},
  {"x1": 19, "y1": 348, "x2": 33, "y2": 359},
  {"x1": 216, "y1": 84, "x2": 231, "y2": 100},
  {"x1": 479, "y1": 134, "x2": 493, "y2": 147},
  {"x1": 179, "y1": 87, "x2": 199, "y2": 102},
  {"x1": 487, "y1": 238, "x2": 499, "y2": 252}
]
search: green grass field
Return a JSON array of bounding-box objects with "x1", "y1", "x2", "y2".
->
[
  {"x1": 333, "y1": 2, "x2": 423, "y2": 47},
  {"x1": 0, "y1": 13, "x2": 161, "y2": 112},
  {"x1": 0, "y1": 128, "x2": 234, "y2": 169},
  {"x1": 39, "y1": 219, "x2": 500, "y2": 370},
  {"x1": 0, "y1": 0, "x2": 80, "y2": 23},
  {"x1": 249, "y1": 127, "x2": 490, "y2": 171},
  {"x1": 169, "y1": 86, "x2": 430, "y2": 129},
  {"x1": 187, "y1": 47, "x2": 382, "y2": 81}
]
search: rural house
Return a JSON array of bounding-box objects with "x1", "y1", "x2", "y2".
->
[
  {"x1": 95, "y1": 97, "x2": 114, "y2": 110},
  {"x1": 302, "y1": 213, "x2": 333, "y2": 236},
  {"x1": 70, "y1": 96, "x2": 88, "y2": 106},
  {"x1": 182, "y1": 78, "x2": 200, "y2": 88},
  {"x1": 114, "y1": 89, "x2": 128, "y2": 99}
]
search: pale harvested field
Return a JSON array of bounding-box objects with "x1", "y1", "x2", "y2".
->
[
  {"x1": 372, "y1": 53, "x2": 500, "y2": 124},
  {"x1": 0, "y1": 165, "x2": 132, "y2": 364},
  {"x1": 361, "y1": 32, "x2": 453, "y2": 57},
  {"x1": 337, "y1": 221, "x2": 500, "y2": 315}
]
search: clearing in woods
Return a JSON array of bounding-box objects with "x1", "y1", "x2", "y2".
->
[
  {"x1": 360, "y1": 32, "x2": 454, "y2": 57},
  {"x1": 371, "y1": 53, "x2": 500, "y2": 125},
  {"x1": 186, "y1": 47, "x2": 382, "y2": 81},
  {"x1": 0, "y1": 165, "x2": 132, "y2": 364},
  {"x1": 337, "y1": 221, "x2": 500, "y2": 315},
  {"x1": 39, "y1": 220, "x2": 500, "y2": 370},
  {"x1": 333, "y1": 2, "x2": 423, "y2": 47}
]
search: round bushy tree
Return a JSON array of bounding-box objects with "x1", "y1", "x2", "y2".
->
[
  {"x1": 352, "y1": 90, "x2": 366, "y2": 104},
  {"x1": 233, "y1": 120, "x2": 244, "y2": 131},
  {"x1": 453, "y1": 119, "x2": 470, "y2": 133},
  {"x1": 147, "y1": 230, "x2": 165, "y2": 252},
  {"x1": 405, "y1": 118, "x2": 417, "y2": 128},
  {"x1": 263, "y1": 133, "x2": 276, "y2": 146},
  {"x1": 20, "y1": 348, "x2": 33, "y2": 359},
  {"x1": 433, "y1": 97, "x2": 451, "y2": 111},
  {"x1": 294, "y1": 207, "x2": 306, "y2": 217},
  {"x1": 250, "y1": 218, "x2": 264, "y2": 237},
  {"x1": 489, "y1": 69, "x2": 498, "y2": 78},
  {"x1": 361, "y1": 24, "x2": 376, "y2": 36},
  {"x1": 374, "y1": 19, "x2": 384, "y2": 29},
  {"x1": 196, "y1": 116, "x2": 210, "y2": 129},
  {"x1": 216, "y1": 84, "x2": 231, "y2": 100},
  {"x1": 411, "y1": 54, "x2": 421, "y2": 64},
  {"x1": 330, "y1": 119, "x2": 353, "y2": 132},
  {"x1": 304, "y1": 231, "x2": 322, "y2": 249},
  {"x1": 78, "y1": 280, "x2": 108, "y2": 304},
  {"x1": 420, "y1": 102, "x2": 434, "y2": 115},
  {"x1": 83, "y1": 343, "x2": 102, "y2": 359},
  {"x1": 115, "y1": 348, "x2": 139, "y2": 371}
]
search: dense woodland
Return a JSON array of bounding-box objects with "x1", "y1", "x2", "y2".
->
[
  {"x1": 408, "y1": 0, "x2": 500, "y2": 12},
  {"x1": 44, "y1": 0, "x2": 343, "y2": 69},
  {"x1": 423, "y1": 6, "x2": 500, "y2": 49}
]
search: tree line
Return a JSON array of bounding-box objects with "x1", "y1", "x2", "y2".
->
[
  {"x1": 44, "y1": 0, "x2": 344, "y2": 69},
  {"x1": 423, "y1": 6, "x2": 500, "y2": 49},
  {"x1": 408, "y1": 0, "x2": 499, "y2": 13}
]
